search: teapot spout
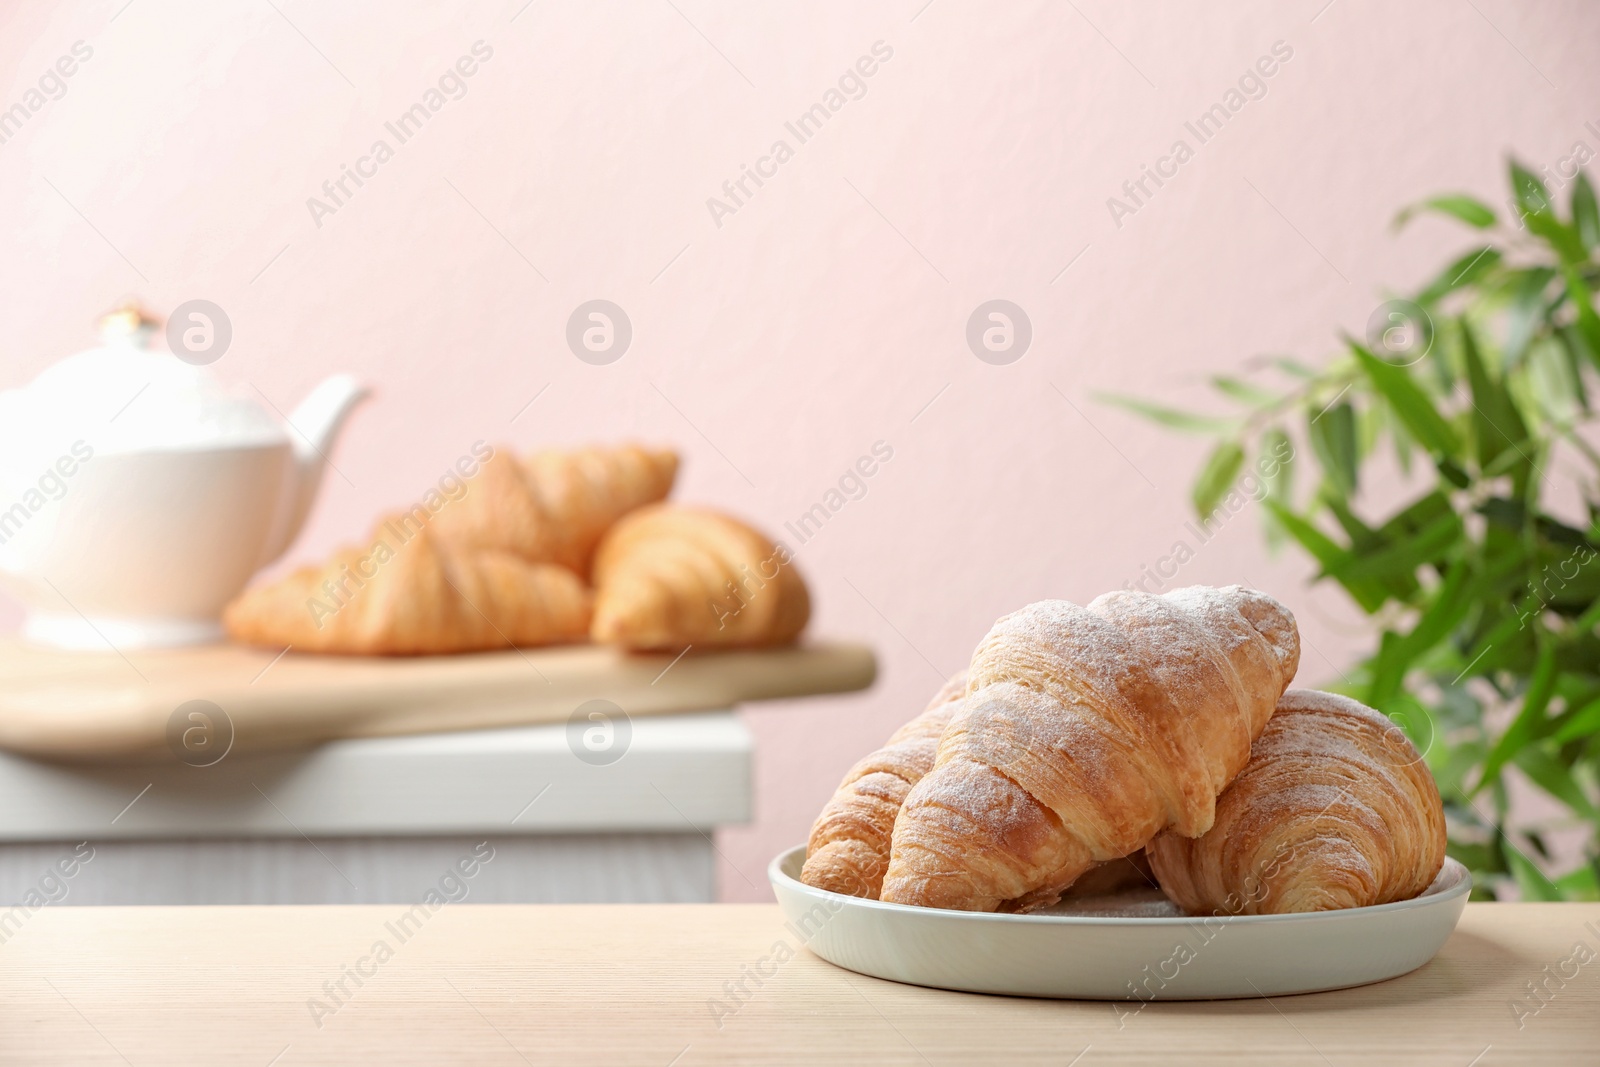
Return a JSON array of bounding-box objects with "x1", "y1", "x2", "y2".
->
[
  {"x1": 259, "y1": 375, "x2": 370, "y2": 566},
  {"x1": 290, "y1": 374, "x2": 370, "y2": 461}
]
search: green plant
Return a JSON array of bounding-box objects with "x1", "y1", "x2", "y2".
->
[{"x1": 1108, "y1": 161, "x2": 1600, "y2": 901}]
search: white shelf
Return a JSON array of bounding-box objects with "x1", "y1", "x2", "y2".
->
[{"x1": 0, "y1": 711, "x2": 751, "y2": 841}]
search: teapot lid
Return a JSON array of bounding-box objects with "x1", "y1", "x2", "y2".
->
[{"x1": 0, "y1": 302, "x2": 284, "y2": 460}]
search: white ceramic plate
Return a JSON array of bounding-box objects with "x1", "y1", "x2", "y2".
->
[{"x1": 769, "y1": 845, "x2": 1470, "y2": 1000}]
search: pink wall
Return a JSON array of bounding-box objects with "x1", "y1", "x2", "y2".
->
[{"x1": 2, "y1": 0, "x2": 1597, "y2": 900}]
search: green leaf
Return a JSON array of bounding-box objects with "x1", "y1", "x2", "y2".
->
[
  {"x1": 1506, "y1": 843, "x2": 1564, "y2": 902},
  {"x1": 1556, "y1": 328, "x2": 1591, "y2": 410},
  {"x1": 1437, "y1": 456, "x2": 1471, "y2": 488},
  {"x1": 1260, "y1": 429, "x2": 1294, "y2": 503},
  {"x1": 1479, "y1": 640, "x2": 1557, "y2": 789},
  {"x1": 1379, "y1": 691, "x2": 1437, "y2": 763},
  {"x1": 1210, "y1": 376, "x2": 1279, "y2": 407},
  {"x1": 1460, "y1": 320, "x2": 1529, "y2": 470},
  {"x1": 1503, "y1": 268, "x2": 1557, "y2": 365},
  {"x1": 1447, "y1": 840, "x2": 1498, "y2": 873},
  {"x1": 1512, "y1": 161, "x2": 1585, "y2": 263},
  {"x1": 1325, "y1": 493, "x2": 1379, "y2": 548},
  {"x1": 1572, "y1": 172, "x2": 1600, "y2": 250},
  {"x1": 1553, "y1": 695, "x2": 1600, "y2": 742},
  {"x1": 1331, "y1": 509, "x2": 1462, "y2": 585},
  {"x1": 1263, "y1": 501, "x2": 1345, "y2": 571},
  {"x1": 1350, "y1": 343, "x2": 1460, "y2": 455},
  {"x1": 1309, "y1": 401, "x2": 1359, "y2": 497},
  {"x1": 1420, "y1": 244, "x2": 1504, "y2": 303},
  {"x1": 1193, "y1": 440, "x2": 1246, "y2": 518},
  {"x1": 1464, "y1": 604, "x2": 1539, "y2": 679},
  {"x1": 1562, "y1": 266, "x2": 1600, "y2": 360},
  {"x1": 1510, "y1": 160, "x2": 1556, "y2": 220},
  {"x1": 1555, "y1": 864, "x2": 1600, "y2": 901},
  {"x1": 1394, "y1": 194, "x2": 1497, "y2": 230},
  {"x1": 1320, "y1": 496, "x2": 1427, "y2": 603},
  {"x1": 1258, "y1": 430, "x2": 1295, "y2": 548},
  {"x1": 1264, "y1": 501, "x2": 1387, "y2": 613},
  {"x1": 1095, "y1": 394, "x2": 1239, "y2": 434},
  {"x1": 1368, "y1": 561, "x2": 1474, "y2": 706},
  {"x1": 1376, "y1": 489, "x2": 1454, "y2": 537},
  {"x1": 1391, "y1": 408, "x2": 1414, "y2": 474},
  {"x1": 1271, "y1": 357, "x2": 1319, "y2": 379},
  {"x1": 1417, "y1": 246, "x2": 1501, "y2": 305},
  {"x1": 1514, "y1": 745, "x2": 1599, "y2": 819},
  {"x1": 1570, "y1": 592, "x2": 1600, "y2": 634}
]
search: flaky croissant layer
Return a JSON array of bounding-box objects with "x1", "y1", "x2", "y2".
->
[
  {"x1": 801, "y1": 673, "x2": 968, "y2": 899},
  {"x1": 1146, "y1": 689, "x2": 1447, "y2": 915}
]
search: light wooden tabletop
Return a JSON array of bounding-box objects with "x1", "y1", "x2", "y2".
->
[{"x1": 0, "y1": 903, "x2": 1594, "y2": 1065}]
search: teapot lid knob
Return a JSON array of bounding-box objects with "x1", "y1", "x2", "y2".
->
[{"x1": 99, "y1": 300, "x2": 162, "y2": 349}]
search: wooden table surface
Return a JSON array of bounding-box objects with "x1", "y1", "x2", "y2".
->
[{"x1": 0, "y1": 903, "x2": 1594, "y2": 1065}]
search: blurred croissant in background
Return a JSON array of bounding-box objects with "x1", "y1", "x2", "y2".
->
[
  {"x1": 590, "y1": 504, "x2": 810, "y2": 651},
  {"x1": 427, "y1": 444, "x2": 679, "y2": 575},
  {"x1": 223, "y1": 520, "x2": 592, "y2": 655},
  {"x1": 224, "y1": 443, "x2": 811, "y2": 657}
]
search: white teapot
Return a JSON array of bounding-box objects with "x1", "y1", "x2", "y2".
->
[{"x1": 0, "y1": 304, "x2": 368, "y2": 649}]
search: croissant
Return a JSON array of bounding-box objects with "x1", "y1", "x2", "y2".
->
[
  {"x1": 1146, "y1": 689, "x2": 1446, "y2": 914},
  {"x1": 802, "y1": 673, "x2": 968, "y2": 899},
  {"x1": 223, "y1": 517, "x2": 592, "y2": 655},
  {"x1": 589, "y1": 504, "x2": 809, "y2": 650},
  {"x1": 425, "y1": 449, "x2": 560, "y2": 564},
  {"x1": 880, "y1": 585, "x2": 1300, "y2": 912},
  {"x1": 428, "y1": 444, "x2": 678, "y2": 576}
]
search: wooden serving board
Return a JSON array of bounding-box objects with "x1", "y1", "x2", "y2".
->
[{"x1": 0, "y1": 638, "x2": 876, "y2": 762}]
